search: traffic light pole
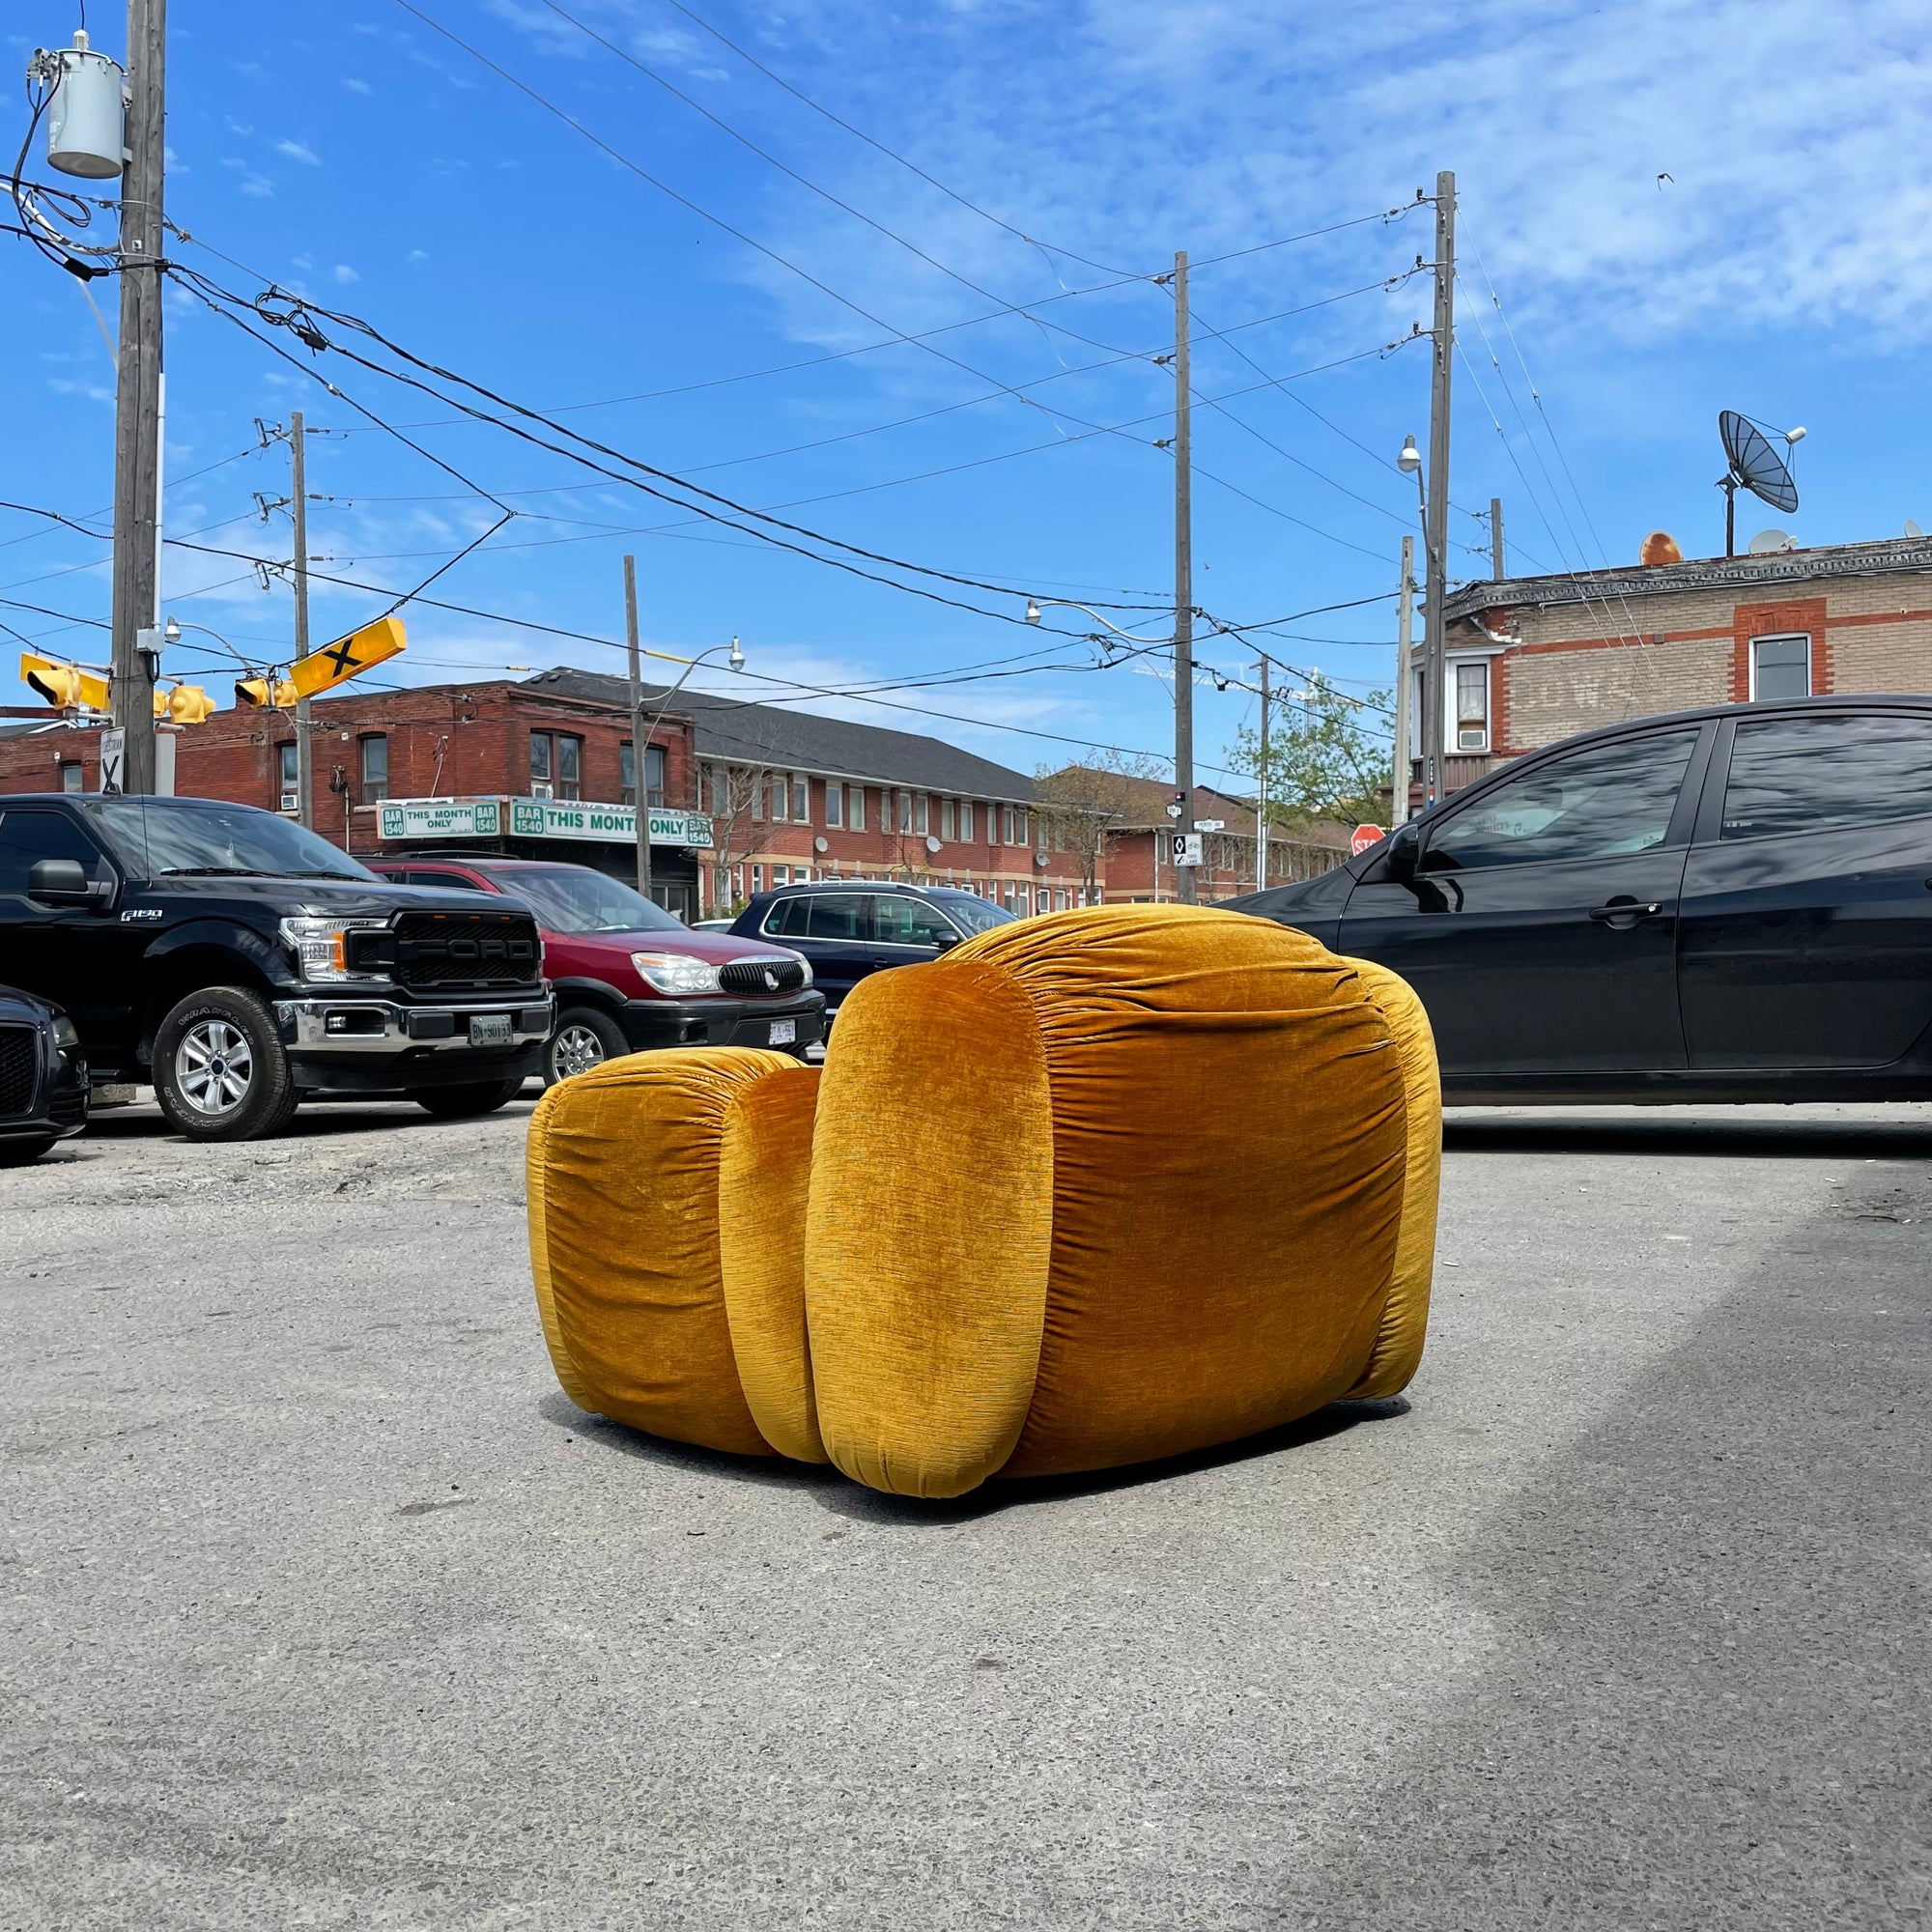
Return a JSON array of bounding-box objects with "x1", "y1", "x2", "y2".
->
[
  {"x1": 108, "y1": 0, "x2": 166, "y2": 793},
  {"x1": 290, "y1": 410, "x2": 314, "y2": 829},
  {"x1": 624, "y1": 554, "x2": 653, "y2": 904}
]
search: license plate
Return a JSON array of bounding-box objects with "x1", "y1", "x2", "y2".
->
[
  {"x1": 768, "y1": 1019, "x2": 797, "y2": 1046},
  {"x1": 469, "y1": 1013, "x2": 513, "y2": 1047}
]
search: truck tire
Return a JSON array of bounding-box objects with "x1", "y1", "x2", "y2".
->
[
  {"x1": 154, "y1": 986, "x2": 300, "y2": 1143},
  {"x1": 410, "y1": 1076, "x2": 527, "y2": 1119},
  {"x1": 544, "y1": 1005, "x2": 630, "y2": 1086}
]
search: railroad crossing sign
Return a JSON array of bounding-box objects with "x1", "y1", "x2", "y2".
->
[
  {"x1": 287, "y1": 614, "x2": 408, "y2": 699},
  {"x1": 1171, "y1": 832, "x2": 1204, "y2": 867},
  {"x1": 98, "y1": 728, "x2": 124, "y2": 794}
]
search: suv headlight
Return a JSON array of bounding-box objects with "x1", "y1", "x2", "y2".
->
[
  {"x1": 631, "y1": 951, "x2": 722, "y2": 996},
  {"x1": 279, "y1": 915, "x2": 391, "y2": 982},
  {"x1": 51, "y1": 1013, "x2": 79, "y2": 1048}
]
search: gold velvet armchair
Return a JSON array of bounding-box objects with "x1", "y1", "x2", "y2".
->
[{"x1": 527, "y1": 904, "x2": 1440, "y2": 1499}]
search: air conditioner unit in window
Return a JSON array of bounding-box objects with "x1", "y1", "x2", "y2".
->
[
  {"x1": 530, "y1": 781, "x2": 554, "y2": 799},
  {"x1": 279, "y1": 790, "x2": 299, "y2": 812},
  {"x1": 1458, "y1": 729, "x2": 1486, "y2": 751}
]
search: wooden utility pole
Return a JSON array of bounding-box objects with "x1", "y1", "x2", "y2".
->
[
  {"x1": 290, "y1": 410, "x2": 314, "y2": 828},
  {"x1": 1393, "y1": 535, "x2": 1415, "y2": 825},
  {"x1": 1421, "y1": 171, "x2": 1456, "y2": 811},
  {"x1": 1172, "y1": 249, "x2": 1196, "y2": 903},
  {"x1": 108, "y1": 0, "x2": 165, "y2": 793},
  {"x1": 624, "y1": 554, "x2": 653, "y2": 902},
  {"x1": 1490, "y1": 496, "x2": 1505, "y2": 580},
  {"x1": 1254, "y1": 654, "x2": 1270, "y2": 891}
]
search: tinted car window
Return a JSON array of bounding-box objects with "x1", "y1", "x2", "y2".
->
[
  {"x1": 1720, "y1": 713, "x2": 1932, "y2": 839},
  {"x1": 761, "y1": 896, "x2": 810, "y2": 937},
  {"x1": 935, "y1": 894, "x2": 1014, "y2": 934},
  {"x1": 498, "y1": 866, "x2": 684, "y2": 932},
  {"x1": 805, "y1": 895, "x2": 869, "y2": 940},
  {"x1": 0, "y1": 810, "x2": 111, "y2": 894},
  {"x1": 1422, "y1": 730, "x2": 1698, "y2": 872},
  {"x1": 872, "y1": 895, "x2": 958, "y2": 945},
  {"x1": 76, "y1": 797, "x2": 373, "y2": 880}
]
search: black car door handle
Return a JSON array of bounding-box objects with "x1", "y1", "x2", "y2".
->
[{"x1": 1588, "y1": 898, "x2": 1663, "y2": 924}]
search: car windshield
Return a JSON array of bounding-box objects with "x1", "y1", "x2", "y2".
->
[
  {"x1": 936, "y1": 894, "x2": 1015, "y2": 934},
  {"x1": 77, "y1": 797, "x2": 376, "y2": 881},
  {"x1": 500, "y1": 866, "x2": 684, "y2": 933}
]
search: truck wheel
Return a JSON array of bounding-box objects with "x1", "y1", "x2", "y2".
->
[
  {"x1": 544, "y1": 1006, "x2": 629, "y2": 1086},
  {"x1": 154, "y1": 987, "x2": 300, "y2": 1143},
  {"x1": 410, "y1": 1076, "x2": 526, "y2": 1119}
]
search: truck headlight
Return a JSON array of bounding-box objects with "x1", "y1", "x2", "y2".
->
[
  {"x1": 279, "y1": 916, "x2": 390, "y2": 982},
  {"x1": 51, "y1": 1013, "x2": 79, "y2": 1048},
  {"x1": 631, "y1": 951, "x2": 722, "y2": 996}
]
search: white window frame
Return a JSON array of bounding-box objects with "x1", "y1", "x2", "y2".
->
[
  {"x1": 847, "y1": 785, "x2": 867, "y2": 832},
  {"x1": 958, "y1": 799, "x2": 974, "y2": 841},
  {"x1": 1452, "y1": 658, "x2": 1492, "y2": 753},
  {"x1": 941, "y1": 797, "x2": 955, "y2": 841},
  {"x1": 825, "y1": 781, "x2": 842, "y2": 829},
  {"x1": 1749, "y1": 632, "x2": 1812, "y2": 701}
]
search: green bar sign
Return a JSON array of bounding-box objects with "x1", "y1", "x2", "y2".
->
[{"x1": 377, "y1": 799, "x2": 501, "y2": 839}]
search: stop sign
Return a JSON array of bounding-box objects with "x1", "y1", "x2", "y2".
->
[{"x1": 1350, "y1": 822, "x2": 1384, "y2": 856}]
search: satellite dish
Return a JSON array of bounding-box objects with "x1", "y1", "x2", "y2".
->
[
  {"x1": 1748, "y1": 527, "x2": 1796, "y2": 554},
  {"x1": 1718, "y1": 410, "x2": 1799, "y2": 556},
  {"x1": 924, "y1": 835, "x2": 942, "y2": 855},
  {"x1": 1906, "y1": 520, "x2": 1924, "y2": 540},
  {"x1": 813, "y1": 835, "x2": 829, "y2": 854}
]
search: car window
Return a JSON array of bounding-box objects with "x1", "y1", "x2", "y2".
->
[
  {"x1": 761, "y1": 896, "x2": 809, "y2": 937},
  {"x1": 75, "y1": 796, "x2": 374, "y2": 880},
  {"x1": 935, "y1": 894, "x2": 1015, "y2": 934},
  {"x1": 805, "y1": 895, "x2": 870, "y2": 941},
  {"x1": 412, "y1": 868, "x2": 484, "y2": 890},
  {"x1": 1422, "y1": 730, "x2": 1698, "y2": 873},
  {"x1": 872, "y1": 895, "x2": 958, "y2": 946},
  {"x1": 0, "y1": 810, "x2": 112, "y2": 895},
  {"x1": 1720, "y1": 713, "x2": 1932, "y2": 839}
]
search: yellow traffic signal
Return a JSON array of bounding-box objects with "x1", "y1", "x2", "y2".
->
[
  {"x1": 20, "y1": 652, "x2": 110, "y2": 711},
  {"x1": 235, "y1": 675, "x2": 300, "y2": 709},
  {"x1": 287, "y1": 614, "x2": 406, "y2": 699},
  {"x1": 157, "y1": 683, "x2": 219, "y2": 724}
]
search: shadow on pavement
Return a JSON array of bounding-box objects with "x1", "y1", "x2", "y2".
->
[
  {"x1": 1282, "y1": 1171, "x2": 1932, "y2": 1928},
  {"x1": 539, "y1": 1386, "x2": 1411, "y2": 1524},
  {"x1": 72, "y1": 1097, "x2": 540, "y2": 1144},
  {"x1": 1446, "y1": 1112, "x2": 1932, "y2": 1161}
]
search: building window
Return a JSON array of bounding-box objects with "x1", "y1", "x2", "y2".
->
[
  {"x1": 1454, "y1": 660, "x2": 1491, "y2": 752},
  {"x1": 958, "y1": 799, "x2": 974, "y2": 841},
  {"x1": 709, "y1": 766, "x2": 729, "y2": 816},
  {"x1": 773, "y1": 865, "x2": 789, "y2": 886},
  {"x1": 621, "y1": 742, "x2": 667, "y2": 809},
  {"x1": 1750, "y1": 633, "x2": 1811, "y2": 701},
  {"x1": 988, "y1": 805, "x2": 1002, "y2": 847},
  {"x1": 916, "y1": 794, "x2": 930, "y2": 837},
  {"x1": 847, "y1": 784, "x2": 867, "y2": 833},
  {"x1": 896, "y1": 789, "x2": 913, "y2": 835},
  {"x1": 277, "y1": 742, "x2": 299, "y2": 811},
  {"x1": 358, "y1": 734, "x2": 388, "y2": 804},
  {"x1": 941, "y1": 797, "x2": 956, "y2": 841},
  {"x1": 557, "y1": 734, "x2": 582, "y2": 801},
  {"x1": 769, "y1": 775, "x2": 789, "y2": 822},
  {"x1": 59, "y1": 760, "x2": 83, "y2": 794},
  {"x1": 751, "y1": 865, "x2": 764, "y2": 894},
  {"x1": 792, "y1": 774, "x2": 810, "y2": 824},
  {"x1": 826, "y1": 781, "x2": 843, "y2": 829}
]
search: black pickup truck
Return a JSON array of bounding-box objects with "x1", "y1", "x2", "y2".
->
[{"x1": 0, "y1": 793, "x2": 554, "y2": 1141}]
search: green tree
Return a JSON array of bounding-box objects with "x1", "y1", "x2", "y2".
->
[{"x1": 1225, "y1": 683, "x2": 1394, "y2": 832}]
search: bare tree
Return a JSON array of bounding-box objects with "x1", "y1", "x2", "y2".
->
[
  {"x1": 701, "y1": 761, "x2": 778, "y2": 912},
  {"x1": 1035, "y1": 751, "x2": 1167, "y2": 902}
]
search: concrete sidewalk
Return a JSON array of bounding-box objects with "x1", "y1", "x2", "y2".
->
[{"x1": 3, "y1": 1100, "x2": 1928, "y2": 1927}]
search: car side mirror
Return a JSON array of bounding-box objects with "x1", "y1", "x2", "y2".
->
[
  {"x1": 930, "y1": 932, "x2": 962, "y2": 952},
  {"x1": 28, "y1": 857, "x2": 114, "y2": 910},
  {"x1": 1359, "y1": 823, "x2": 1419, "y2": 887}
]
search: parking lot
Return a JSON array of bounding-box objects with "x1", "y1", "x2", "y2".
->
[{"x1": 4, "y1": 1096, "x2": 1930, "y2": 1929}]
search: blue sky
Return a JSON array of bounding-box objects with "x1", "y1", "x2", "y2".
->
[{"x1": 5, "y1": 0, "x2": 1930, "y2": 788}]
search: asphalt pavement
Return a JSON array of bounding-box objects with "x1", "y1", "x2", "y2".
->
[{"x1": 3, "y1": 1096, "x2": 1929, "y2": 1929}]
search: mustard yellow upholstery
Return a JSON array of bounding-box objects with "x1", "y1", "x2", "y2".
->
[
  {"x1": 526, "y1": 1048, "x2": 821, "y2": 1459},
  {"x1": 525, "y1": 906, "x2": 1440, "y2": 1499},
  {"x1": 805, "y1": 905, "x2": 1435, "y2": 1495}
]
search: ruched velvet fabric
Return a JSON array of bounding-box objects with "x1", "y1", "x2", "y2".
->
[{"x1": 526, "y1": 904, "x2": 1440, "y2": 1497}]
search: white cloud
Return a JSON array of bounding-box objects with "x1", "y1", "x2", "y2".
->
[
  {"x1": 343, "y1": 77, "x2": 374, "y2": 96},
  {"x1": 275, "y1": 138, "x2": 321, "y2": 166},
  {"x1": 238, "y1": 173, "x2": 273, "y2": 199},
  {"x1": 408, "y1": 248, "x2": 430, "y2": 266},
  {"x1": 332, "y1": 264, "x2": 360, "y2": 284}
]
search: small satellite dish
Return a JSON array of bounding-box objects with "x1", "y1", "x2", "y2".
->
[
  {"x1": 813, "y1": 835, "x2": 829, "y2": 854},
  {"x1": 1748, "y1": 527, "x2": 1796, "y2": 554},
  {"x1": 1718, "y1": 410, "x2": 1799, "y2": 556},
  {"x1": 1906, "y1": 520, "x2": 1924, "y2": 539},
  {"x1": 924, "y1": 835, "x2": 942, "y2": 855}
]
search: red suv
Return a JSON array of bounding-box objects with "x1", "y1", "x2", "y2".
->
[{"x1": 369, "y1": 856, "x2": 824, "y2": 1084}]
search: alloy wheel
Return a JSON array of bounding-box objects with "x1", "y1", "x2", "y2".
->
[
  {"x1": 552, "y1": 1023, "x2": 609, "y2": 1080},
  {"x1": 175, "y1": 1018, "x2": 255, "y2": 1116}
]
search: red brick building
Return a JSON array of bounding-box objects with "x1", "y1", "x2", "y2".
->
[{"x1": 1422, "y1": 533, "x2": 1932, "y2": 799}]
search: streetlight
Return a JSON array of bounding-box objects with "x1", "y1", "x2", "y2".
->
[
  {"x1": 1025, "y1": 596, "x2": 1172, "y2": 656},
  {"x1": 1397, "y1": 434, "x2": 1442, "y2": 811},
  {"x1": 631, "y1": 637, "x2": 745, "y2": 906}
]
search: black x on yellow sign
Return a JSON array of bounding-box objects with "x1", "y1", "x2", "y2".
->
[{"x1": 287, "y1": 615, "x2": 407, "y2": 699}]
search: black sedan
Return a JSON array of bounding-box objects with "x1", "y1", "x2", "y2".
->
[
  {"x1": 0, "y1": 983, "x2": 89, "y2": 1163},
  {"x1": 1230, "y1": 695, "x2": 1932, "y2": 1104}
]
